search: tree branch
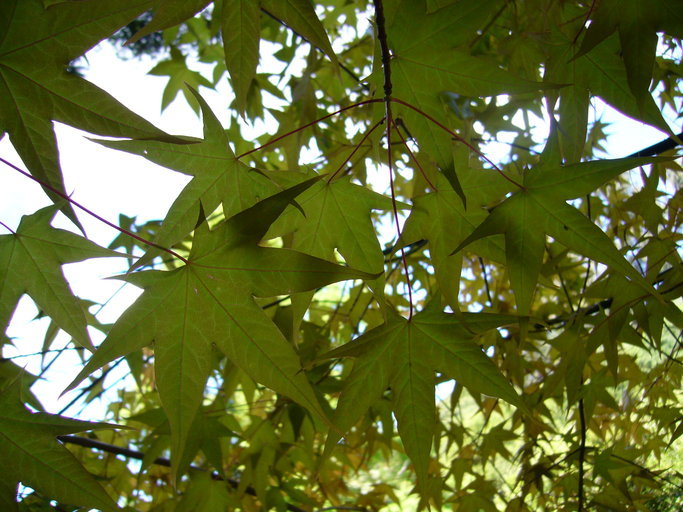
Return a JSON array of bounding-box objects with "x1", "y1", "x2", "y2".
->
[
  {"x1": 58, "y1": 435, "x2": 308, "y2": 512},
  {"x1": 628, "y1": 130, "x2": 683, "y2": 157}
]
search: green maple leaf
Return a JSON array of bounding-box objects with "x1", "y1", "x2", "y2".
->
[
  {"x1": 379, "y1": 1, "x2": 550, "y2": 185},
  {"x1": 321, "y1": 306, "x2": 520, "y2": 486},
  {"x1": 66, "y1": 178, "x2": 377, "y2": 480},
  {"x1": 547, "y1": 33, "x2": 672, "y2": 142},
  {"x1": 389, "y1": 47, "x2": 547, "y2": 168},
  {"x1": 128, "y1": 0, "x2": 336, "y2": 115},
  {"x1": 0, "y1": 360, "x2": 42, "y2": 412},
  {"x1": 576, "y1": 0, "x2": 683, "y2": 116},
  {"x1": 0, "y1": 378, "x2": 123, "y2": 512},
  {"x1": 96, "y1": 88, "x2": 289, "y2": 268},
  {"x1": 176, "y1": 472, "x2": 239, "y2": 512},
  {"x1": 0, "y1": 205, "x2": 120, "y2": 349},
  {"x1": 130, "y1": 405, "x2": 234, "y2": 476},
  {"x1": 268, "y1": 176, "x2": 396, "y2": 274},
  {"x1": 259, "y1": 0, "x2": 337, "y2": 64},
  {"x1": 265, "y1": 176, "x2": 396, "y2": 327},
  {"x1": 218, "y1": 0, "x2": 261, "y2": 116},
  {"x1": 124, "y1": 0, "x2": 212, "y2": 45},
  {"x1": 0, "y1": 0, "x2": 176, "y2": 225},
  {"x1": 401, "y1": 171, "x2": 510, "y2": 308},
  {"x1": 386, "y1": 0, "x2": 503, "y2": 53},
  {"x1": 148, "y1": 47, "x2": 214, "y2": 113},
  {"x1": 452, "y1": 157, "x2": 663, "y2": 315}
]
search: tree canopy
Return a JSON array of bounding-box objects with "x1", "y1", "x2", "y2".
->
[{"x1": 1, "y1": 0, "x2": 683, "y2": 510}]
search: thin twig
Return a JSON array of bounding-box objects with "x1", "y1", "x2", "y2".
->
[
  {"x1": 328, "y1": 118, "x2": 385, "y2": 182},
  {"x1": 391, "y1": 117, "x2": 436, "y2": 190},
  {"x1": 58, "y1": 435, "x2": 308, "y2": 512},
  {"x1": 479, "y1": 257, "x2": 493, "y2": 306},
  {"x1": 237, "y1": 99, "x2": 382, "y2": 160},
  {"x1": 389, "y1": 97, "x2": 524, "y2": 189},
  {"x1": 0, "y1": 157, "x2": 188, "y2": 264}
]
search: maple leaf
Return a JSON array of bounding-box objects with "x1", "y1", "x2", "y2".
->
[
  {"x1": 218, "y1": 0, "x2": 261, "y2": 116},
  {"x1": 0, "y1": 205, "x2": 120, "y2": 349},
  {"x1": 265, "y1": 175, "x2": 398, "y2": 330},
  {"x1": 96, "y1": 88, "x2": 290, "y2": 268},
  {"x1": 129, "y1": 405, "x2": 234, "y2": 476},
  {"x1": 128, "y1": 0, "x2": 336, "y2": 115},
  {"x1": 259, "y1": 0, "x2": 338, "y2": 64},
  {"x1": 381, "y1": 0, "x2": 548, "y2": 171},
  {"x1": 576, "y1": 0, "x2": 683, "y2": 117},
  {"x1": 401, "y1": 171, "x2": 511, "y2": 308},
  {"x1": 66, "y1": 178, "x2": 377, "y2": 479},
  {"x1": 0, "y1": 360, "x2": 42, "y2": 412},
  {"x1": 452, "y1": 157, "x2": 663, "y2": 315},
  {"x1": 0, "y1": 0, "x2": 177, "y2": 225},
  {"x1": 148, "y1": 47, "x2": 214, "y2": 113},
  {"x1": 0, "y1": 377, "x2": 124, "y2": 512},
  {"x1": 547, "y1": 33, "x2": 672, "y2": 147},
  {"x1": 321, "y1": 306, "x2": 520, "y2": 486},
  {"x1": 268, "y1": 176, "x2": 396, "y2": 274},
  {"x1": 175, "y1": 472, "x2": 239, "y2": 512}
]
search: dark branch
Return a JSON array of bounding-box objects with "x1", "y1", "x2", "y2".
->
[
  {"x1": 372, "y1": 0, "x2": 392, "y2": 99},
  {"x1": 628, "y1": 130, "x2": 683, "y2": 157},
  {"x1": 58, "y1": 435, "x2": 307, "y2": 512},
  {"x1": 578, "y1": 396, "x2": 587, "y2": 511},
  {"x1": 260, "y1": 8, "x2": 366, "y2": 89}
]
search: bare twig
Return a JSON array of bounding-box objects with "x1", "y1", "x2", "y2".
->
[{"x1": 58, "y1": 435, "x2": 308, "y2": 512}]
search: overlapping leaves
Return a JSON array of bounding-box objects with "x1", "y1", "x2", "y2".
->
[
  {"x1": 1, "y1": 0, "x2": 683, "y2": 510},
  {"x1": 0, "y1": 378, "x2": 123, "y2": 512},
  {"x1": 321, "y1": 306, "x2": 520, "y2": 486},
  {"x1": 96, "y1": 88, "x2": 290, "y2": 268},
  {"x1": 0, "y1": 0, "x2": 176, "y2": 224},
  {"x1": 453, "y1": 157, "x2": 663, "y2": 314},
  {"x1": 67, "y1": 179, "x2": 376, "y2": 478}
]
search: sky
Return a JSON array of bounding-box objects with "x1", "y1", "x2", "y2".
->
[{"x1": 0, "y1": 36, "x2": 678, "y2": 418}]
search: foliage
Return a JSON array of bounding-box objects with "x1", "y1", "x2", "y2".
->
[{"x1": 1, "y1": 0, "x2": 683, "y2": 511}]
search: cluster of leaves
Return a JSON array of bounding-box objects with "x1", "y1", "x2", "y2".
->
[{"x1": 1, "y1": 0, "x2": 683, "y2": 511}]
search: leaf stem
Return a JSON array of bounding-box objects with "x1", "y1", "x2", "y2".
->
[
  {"x1": 0, "y1": 220, "x2": 15, "y2": 234},
  {"x1": 391, "y1": 117, "x2": 436, "y2": 191},
  {"x1": 389, "y1": 97, "x2": 524, "y2": 189},
  {"x1": 328, "y1": 117, "x2": 385, "y2": 182},
  {"x1": 0, "y1": 156, "x2": 189, "y2": 264},
  {"x1": 236, "y1": 99, "x2": 383, "y2": 160},
  {"x1": 572, "y1": 0, "x2": 597, "y2": 46}
]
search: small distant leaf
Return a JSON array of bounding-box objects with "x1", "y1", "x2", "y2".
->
[
  {"x1": 148, "y1": 47, "x2": 214, "y2": 113},
  {"x1": 261, "y1": 0, "x2": 337, "y2": 64}
]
